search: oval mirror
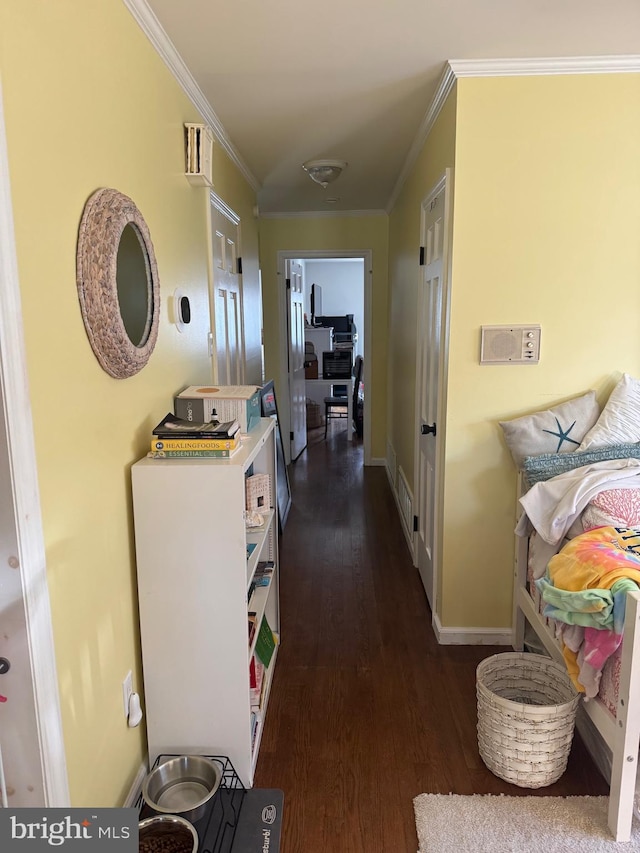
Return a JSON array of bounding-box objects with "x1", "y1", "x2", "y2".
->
[{"x1": 76, "y1": 188, "x2": 160, "y2": 378}]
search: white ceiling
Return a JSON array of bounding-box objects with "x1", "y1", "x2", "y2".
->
[{"x1": 139, "y1": 0, "x2": 640, "y2": 215}]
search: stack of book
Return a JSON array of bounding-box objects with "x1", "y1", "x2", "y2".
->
[
  {"x1": 247, "y1": 561, "x2": 274, "y2": 601},
  {"x1": 150, "y1": 412, "x2": 242, "y2": 458},
  {"x1": 248, "y1": 611, "x2": 258, "y2": 645},
  {"x1": 249, "y1": 654, "x2": 265, "y2": 707}
]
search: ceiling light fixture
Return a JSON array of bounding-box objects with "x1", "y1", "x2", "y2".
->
[{"x1": 302, "y1": 159, "x2": 347, "y2": 188}]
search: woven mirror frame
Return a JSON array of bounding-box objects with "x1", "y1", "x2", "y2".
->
[{"x1": 76, "y1": 188, "x2": 160, "y2": 379}]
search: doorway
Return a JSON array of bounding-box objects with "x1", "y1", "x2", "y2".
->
[
  {"x1": 277, "y1": 250, "x2": 372, "y2": 466},
  {"x1": 413, "y1": 170, "x2": 453, "y2": 620},
  {"x1": 0, "y1": 82, "x2": 69, "y2": 806}
]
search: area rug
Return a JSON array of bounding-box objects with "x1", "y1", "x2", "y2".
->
[{"x1": 413, "y1": 794, "x2": 640, "y2": 852}]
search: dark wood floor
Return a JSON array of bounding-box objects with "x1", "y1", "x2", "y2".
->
[{"x1": 254, "y1": 423, "x2": 608, "y2": 852}]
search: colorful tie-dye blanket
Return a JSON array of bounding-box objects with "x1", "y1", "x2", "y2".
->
[{"x1": 536, "y1": 526, "x2": 640, "y2": 696}]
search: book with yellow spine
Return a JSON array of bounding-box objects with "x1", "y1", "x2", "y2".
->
[
  {"x1": 151, "y1": 437, "x2": 239, "y2": 452},
  {"x1": 149, "y1": 448, "x2": 239, "y2": 458}
]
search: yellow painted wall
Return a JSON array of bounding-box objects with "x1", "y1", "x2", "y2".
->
[
  {"x1": 443, "y1": 74, "x2": 640, "y2": 627},
  {"x1": 387, "y1": 89, "x2": 457, "y2": 492},
  {"x1": 258, "y1": 215, "x2": 389, "y2": 459},
  {"x1": 1, "y1": 0, "x2": 257, "y2": 805},
  {"x1": 388, "y1": 74, "x2": 640, "y2": 631}
]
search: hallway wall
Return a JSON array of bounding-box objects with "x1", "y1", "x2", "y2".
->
[
  {"x1": 442, "y1": 72, "x2": 640, "y2": 628},
  {"x1": 1, "y1": 0, "x2": 258, "y2": 805},
  {"x1": 388, "y1": 72, "x2": 640, "y2": 632}
]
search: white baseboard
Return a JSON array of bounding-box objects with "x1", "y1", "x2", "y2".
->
[
  {"x1": 433, "y1": 612, "x2": 512, "y2": 645},
  {"x1": 369, "y1": 456, "x2": 386, "y2": 466},
  {"x1": 122, "y1": 759, "x2": 149, "y2": 808},
  {"x1": 396, "y1": 466, "x2": 413, "y2": 538},
  {"x1": 385, "y1": 459, "x2": 395, "y2": 490},
  {"x1": 386, "y1": 463, "x2": 416, "y2": 562},
  {"x1": 381, "y1": 441, "x2": 509, "y2": 644}
]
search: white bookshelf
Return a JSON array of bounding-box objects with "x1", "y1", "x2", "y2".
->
[{"x1": 131, "y1": 418, "x2": 279, "y2": 786}]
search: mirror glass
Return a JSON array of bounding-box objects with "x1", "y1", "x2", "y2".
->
[{"x1": 116, "y1": 223, "x2": 151, "y2": 347}]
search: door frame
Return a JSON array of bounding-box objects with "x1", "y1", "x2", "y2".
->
[
  {"x1": 276, "y1": 249, "x2": 372, "y2": 465},
  {"x1": 0, "y1": 82, "x2": 69, "y2": 805},
  {"x1": 412, "y1": 169, "x2": 454, "y2": 621}
]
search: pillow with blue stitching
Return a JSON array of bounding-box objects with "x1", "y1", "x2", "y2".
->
[{"x1": 499, "y1": 391, "x2": 600, "y2": 469}]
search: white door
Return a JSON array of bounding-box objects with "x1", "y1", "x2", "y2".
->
[
  {"x1": 287, "y1": 260, "x2": 307, "y2": 460},
  {"x1": 210, "y1": 202, "x2": 244, "y2": 385},
  {"x1": 0, "y1": 80, "x2": 68, "y2": 805},
  {"x1": 415, "y1": 172, "x2": 452, "y2": 613}
]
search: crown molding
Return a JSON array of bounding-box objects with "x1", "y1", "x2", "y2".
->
[
  {"x1": 449, "y1": 54, "x2": 640, "y2": 77},
  {"x1": 386, "y1": 63, "x2": 457, "y2": 213},
  {"x1": 260, "y1": 209, "x2": 388, "y2": 220},
  {"x1": 386, "y1": 54, "x2": 640, "y2": 213},
  {"x1": 123, "y1": 0, "x2": 260, "y2": 192}
]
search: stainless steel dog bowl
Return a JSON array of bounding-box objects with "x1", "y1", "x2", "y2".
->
[
  {"x1": 138, "y1": 814, "x2": 198, "y2": 853},
  {"x1": 142, "y1": 755, "x2": 222, "y2": 822}
]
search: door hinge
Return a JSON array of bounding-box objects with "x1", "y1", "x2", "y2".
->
[
  {"x1": 237, "y1": 256, "x2": 243, "y2": 275},
  {"x1": 413, "y1": 515, "x2": 419, "y2": 532},
  {"x1": 419, "y1": 246, "x2": 425, "y2": 266},
  {"x1": 290, "y1": 431, "x2": 294, "y2": 441},
  {"x1": 286, "y1": 278, "x2": 291, "y2": 290}
]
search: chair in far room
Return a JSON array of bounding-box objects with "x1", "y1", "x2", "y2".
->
[{"x1": 324, "y1": 355, "x2": 363, "y2": 439}]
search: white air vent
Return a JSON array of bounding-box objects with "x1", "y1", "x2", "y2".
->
[
  {"x1": 184, "y1": 123, "x2": 213, "y2": 187},
  {"x1": 480, "y1": 325, "x2": 541, "y2": 364}
]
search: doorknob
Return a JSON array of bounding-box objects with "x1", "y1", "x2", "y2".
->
[{"x1": 421, "y1": 423, "x2": 436, "y2": 436}]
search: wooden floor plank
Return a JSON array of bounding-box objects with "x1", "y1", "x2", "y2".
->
[{"x1": 253, "y1": 427, "x2": 609, "y2": 852}]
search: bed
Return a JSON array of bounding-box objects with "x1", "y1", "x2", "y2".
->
[{"x1": 503, "y1": 374, "x2": 640, "y2": 842}]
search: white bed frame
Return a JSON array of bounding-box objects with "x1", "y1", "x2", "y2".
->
[{"x1": 512, "y1": 474, "x2": 640, "y2": 842}]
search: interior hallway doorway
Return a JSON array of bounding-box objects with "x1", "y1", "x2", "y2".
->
[{"x1": 277, "y1": 249, "x2": 372, "y2": 466}]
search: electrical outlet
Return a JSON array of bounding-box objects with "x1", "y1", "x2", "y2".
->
[{"x1": 122, "y1": 671, "x2": 133, "y2": 719}]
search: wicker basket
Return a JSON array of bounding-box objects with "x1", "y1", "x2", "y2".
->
[{"x1": 476, "y1": 652, "x2": 580, "y2": 788}]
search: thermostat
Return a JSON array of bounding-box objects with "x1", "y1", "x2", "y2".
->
[{"x1": 480, "y1": 325, "x2": 541, "y2": 364}]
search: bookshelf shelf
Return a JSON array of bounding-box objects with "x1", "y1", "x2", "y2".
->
[
  {"x1": 131, "y1": 418, "x2": 280, "y2": 788},
  {"x1": 248, "y1": 586, "x2": 271, "y2": 657},
  {"x1": 250, "y1": 639, "x2": 278, "y2": 772},
  {"x1": 245, "y1": 508, "x2": 275, "y2": 585}
]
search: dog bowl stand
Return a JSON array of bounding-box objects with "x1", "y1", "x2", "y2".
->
[{"x1": 138, "y1": 754, "x2": 283, "y2": 853}]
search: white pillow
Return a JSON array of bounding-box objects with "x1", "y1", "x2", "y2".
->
[
  {"x1": 499, "y1": 390, "x2": 600, "y2": 469},
  {"x1": 579, "y1": 374, "x2": 640, "y2": 450}
]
